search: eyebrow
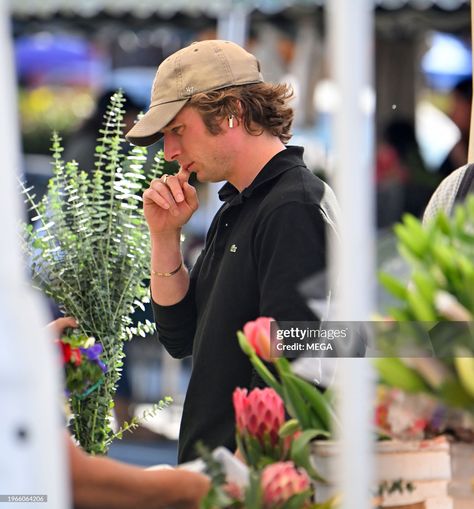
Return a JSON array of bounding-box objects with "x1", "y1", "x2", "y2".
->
[{"x1": 162, "y1": 121, "x2": 182, "y2": 133}]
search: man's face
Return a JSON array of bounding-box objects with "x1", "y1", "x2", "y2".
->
[{"x1": 161, "y1": 106, "x2": 236, "y2": 183}]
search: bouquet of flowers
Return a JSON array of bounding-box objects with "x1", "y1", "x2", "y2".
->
[
  {"x1": 57, "y1": 332, "x2": 106, "y2": 400},
  {"x1": 201, "y1": 385, "x2": 337, "y2": 509},
  {"x1": 199, "y1": 318, "x2": 340, "y2": 509},
  {"x1": 21, "y1": 91, "x2": 168, "y2": 453}
]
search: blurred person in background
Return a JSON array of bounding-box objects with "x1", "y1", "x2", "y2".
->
[
  {"x1": 376, "y1": 118, "x2": 437, "y2": 227},
  {"x1": 64, "y1": 90, "x2": 143, "y2": 174},
  {"x1": 437, "y1": 77, "x2": 472, "y2": 179}
]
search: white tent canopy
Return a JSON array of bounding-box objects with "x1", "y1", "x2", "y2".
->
[{"x1": 9, "y1": 0, "x2": 470, "y2": 18}]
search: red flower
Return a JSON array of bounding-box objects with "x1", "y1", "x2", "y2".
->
[
  {"x1": 60, "y1": 341, "x2": 72, "y2": 364},
  {"x1": 233, "y1": 387, "x2": 285, "y2": 446},
  {"x1": 375, "y1": 404, "x2": 389, "y2": 429},
  {"x1": 243, "y1": 317, "x2": 273, "y2": 361},
  {"x1": 58, "y1": 341, "x2": 82, "y2": 366},
  {"x1": 70, "y1": 347, "x2": 82, "y2": 366}
]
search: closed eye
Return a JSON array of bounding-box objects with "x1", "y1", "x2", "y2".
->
[{"x1": 171, "y1": 125, "x2": 183, "y2": 135}]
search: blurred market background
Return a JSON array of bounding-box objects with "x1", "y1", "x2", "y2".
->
[{"x1": 9, "y1": 0, "x2": 473, "y2": 465}]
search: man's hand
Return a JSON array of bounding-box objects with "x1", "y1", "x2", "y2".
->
[
  {"x1": 143, "y1": 168, "x2": 199, "y2": 237},
  {"x1": 67, "y1": 434, "x2": 211, "y2": 509},
  {"x1": 47, "y1": 317, "x2": 78, "y2": 339},
  {"x1": 170, "y1": 470, "x2": 211, "y2": 509}
]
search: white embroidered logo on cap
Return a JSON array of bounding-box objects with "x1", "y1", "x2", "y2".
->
[
  {"x1": 230, "y1": 244, "x2": 237, "y2": 253},
  {"x1": 185, "y1": 86, "x2": 195, "y2": 95}
]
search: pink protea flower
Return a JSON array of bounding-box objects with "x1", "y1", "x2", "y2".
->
[
  {"x1": 233, "y1": 387, "x2": 285, "y2": 446},
  {"x1": 243, "y1": 317, "x2": 273, "y2": 361},
  {"x1": 261, "y1": 461, "x2": 311, "y2": 508}
]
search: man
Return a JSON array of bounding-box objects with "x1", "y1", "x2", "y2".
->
[{"x1": 126, "y1": 40, "x2": 338, "y2": 462}]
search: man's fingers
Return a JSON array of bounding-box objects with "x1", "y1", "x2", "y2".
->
[
  {"x1": 182, "y1": 181, "x2": 199, "y2": 210},
  {"x1": 144, "y1": 187, "x2": 170, "y2": 209},
  {"x1": 149, "y1": 180, "x2": 180, "y2": 215},
  {"x1": 146, "y1": 176, "x2": 197, "y2": 215},
  {"x1": 165, "y1": 175, "x2": 185, "y2": 203},
  {"x1": 176, "y1": 166, "x2": 192, "y2": 186}
]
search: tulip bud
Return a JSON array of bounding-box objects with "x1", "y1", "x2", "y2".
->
[{"x1": 243, "y1": 317, "x2": 274, "y2": 361}]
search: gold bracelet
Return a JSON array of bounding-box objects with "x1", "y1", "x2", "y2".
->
[{"x1": 151, "y1": 260, "x2": 183, "y2": 277}]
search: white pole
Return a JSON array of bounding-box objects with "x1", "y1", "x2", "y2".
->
[
  {"x1": 217, "y1": 4, "x2": 249, "y2": 47},
  {"x1": 327, "y1": 1, "x2": 375, "y2": 509},
  {"x1": 0, "y1": 2, "x2": 69, "y2": 507}
]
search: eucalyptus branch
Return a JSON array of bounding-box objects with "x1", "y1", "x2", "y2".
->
[
  {"x1": 20, "y1": 91, "x2": 167, "y2": 453},
  {"x1": 106, "y1": 397, "x2": 173, "y2": 446}
]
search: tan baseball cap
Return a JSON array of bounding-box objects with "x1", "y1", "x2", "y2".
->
[{"x1": 125, "y1": 39, "x2": 264, "y2": 147}]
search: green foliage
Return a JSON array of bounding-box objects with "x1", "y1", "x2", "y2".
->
[
  {"x1": 378, "y1": 199, "x2": 474, "y2": 416},
  {"x1": 373, "y1": 358, "x2": 430, "y2": 394},
  {"x1": 21, "y1": 91, "x2": 165, "y2": 453},
  {"x1": 380, "y1": 199, "x2": 474, "y2": 331},
  {"x1": 197, "y1": 443, "x2": 238, "y2": 509},
  {"x1": 289, "y1": 430, "x2": 329, "y2": 483},
  {"x1": 243, "y1": 471, "x2": 263, "y2": 509},
  {"x1": 108, "y1": 397, "x2": 173, "y2": 444},
  {"x1": 376, "y1": 478, "x2": 414, "y2": 507}
]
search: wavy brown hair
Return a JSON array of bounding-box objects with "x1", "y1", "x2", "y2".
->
[{"x1": 188, "y1": 82, "x2": 294, "y2": 144}]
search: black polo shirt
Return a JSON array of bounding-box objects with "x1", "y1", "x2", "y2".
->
[{"x1": 152, "y1": 146, "x2": 336, "y2": 462}]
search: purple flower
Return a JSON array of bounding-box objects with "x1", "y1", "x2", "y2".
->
[
  {"x1": 80, "y1": 344, "x2": 103, "y2": 361},
  {"x1": 79, "y1": 343, "x2": 107, "y2": 372},
  {"x1": 98, "y1": 360, "x2": 107, "y2": 373},
  {"x1": 430, "y1": 405, "x2": 446, "y2": 431}
]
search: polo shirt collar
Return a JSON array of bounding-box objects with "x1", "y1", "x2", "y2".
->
[{"x1": 218, "y1": 145, "x2": 305, "y2": 204}]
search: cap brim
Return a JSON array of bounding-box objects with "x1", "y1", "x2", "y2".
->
[{"x1": 125, "y1": 98, "x2": 189, "y2": 147}]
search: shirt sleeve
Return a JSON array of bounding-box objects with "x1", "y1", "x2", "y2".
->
[
  {"x1": 151, "y1": 253, "x2": 203, "y2": 359},
  {"x1": 422, "y1": 166, "x2": 466, "y2": 225},
  {"x1": 253, "y1": 201, "x2": 327, "y2": 321}
]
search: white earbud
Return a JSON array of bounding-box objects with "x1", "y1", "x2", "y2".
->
[{"x1": 228, "y1": 115, "x2": 234, "y2": 128}]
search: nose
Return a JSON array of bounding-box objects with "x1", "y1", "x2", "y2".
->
[{"x1": 163, "y1": 133, "x2": 181, "y2": 162}]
